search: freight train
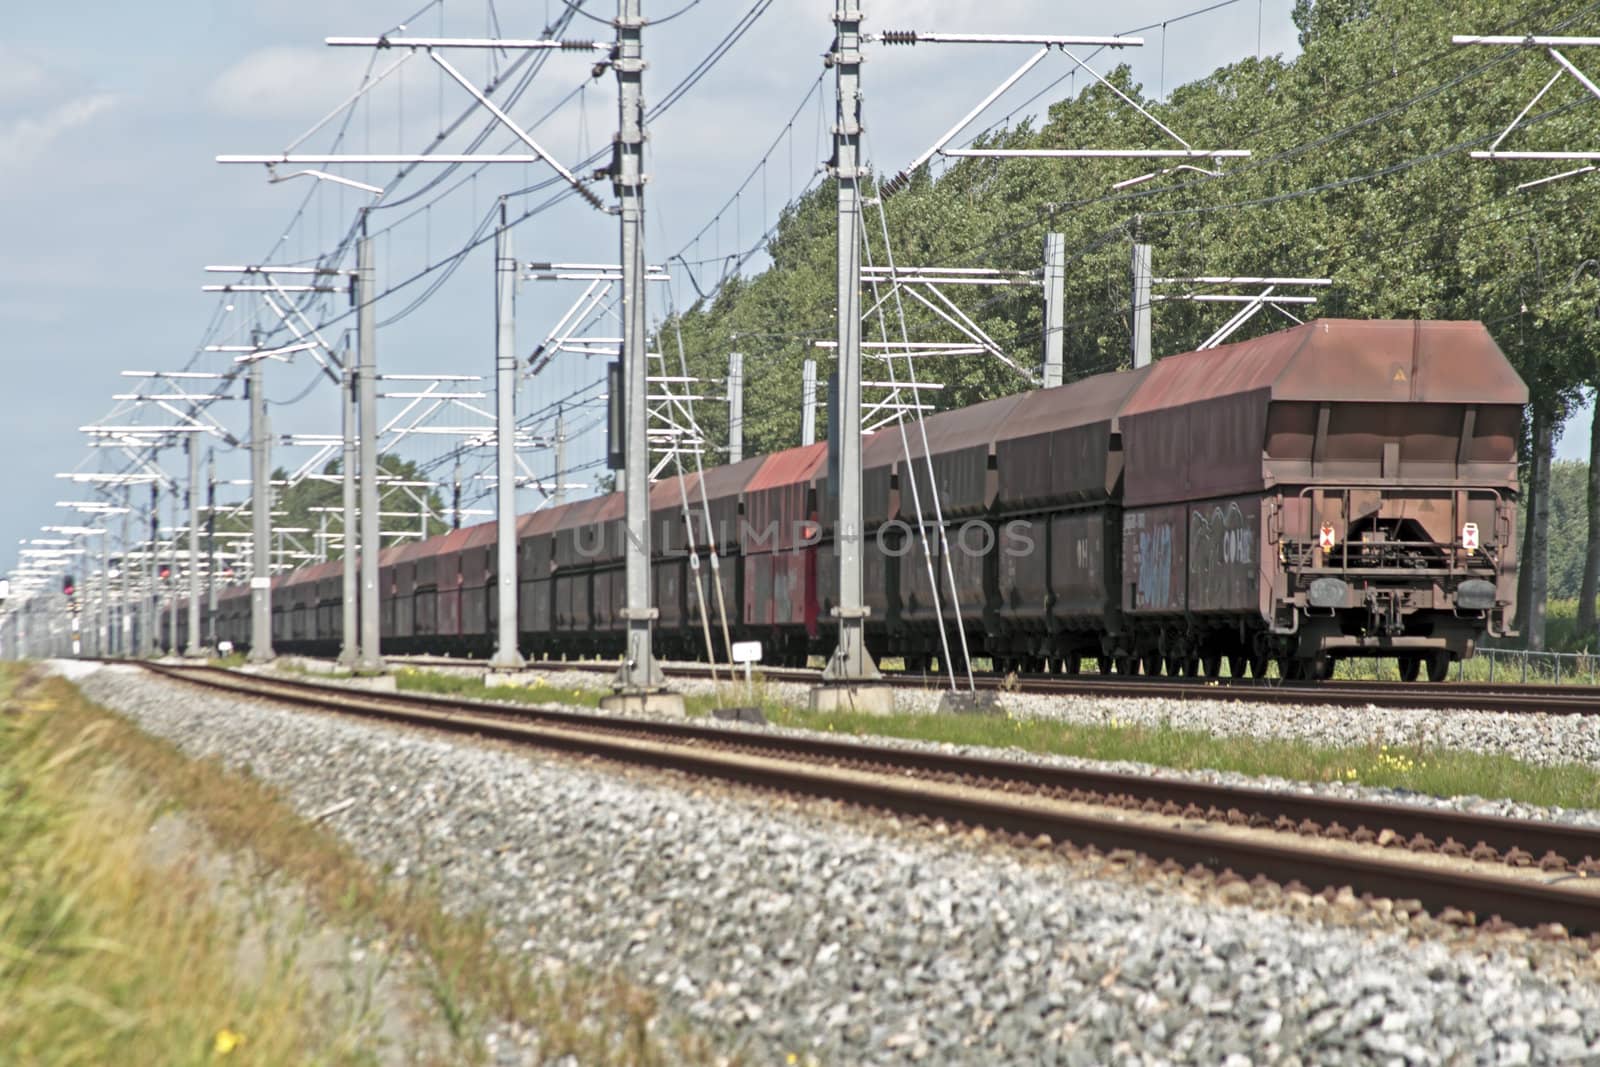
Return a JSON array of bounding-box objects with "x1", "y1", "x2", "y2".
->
[{"x1": 182, "y1": 318, "x2": 1526, "y2": 682}]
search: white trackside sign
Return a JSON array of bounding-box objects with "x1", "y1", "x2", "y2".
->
[{"x1": 731, "y1": 640, "x2": 763, "y2": 664}]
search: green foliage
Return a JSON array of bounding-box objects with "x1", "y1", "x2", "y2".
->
[
  {"x1": 1539, "y1": 597, "x2": 1591, "y2": 653},
  {"x1": 1546, "y1": 461, "x2": 1591, "y2": 602}
]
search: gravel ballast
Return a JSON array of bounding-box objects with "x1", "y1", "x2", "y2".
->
[
  {"x1": 57, "y1": 662, "x2": 1600, "y2": 1065},
  {"x1": 422, "y1": 664, "x2": 1600, "y2": 831},
  {"x1": 542, "y1": 664, "x2": 1600, "y2": 771}
]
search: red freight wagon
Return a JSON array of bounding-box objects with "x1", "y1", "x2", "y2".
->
[
  {"x1": 458, "y1": 521, "x2": 498, "y2": 651},
  {"x1": 647, "y1": 477, "x2": 692, "y2": 634},
  {"x1": 741, "y1": 445, "x2": 827, "y2": 666},
  {"x1": 551, "y1": 494, "x2": 612, "y2": 639},
  {"x1": 1118, "y1": 319, "x2": 1526, "y2": 681},
  {"x1": 989, "y1": 366, "x2": 1152, "y2": 672},
  {"x1": 589, "y1": 494, "x2": 627, "y2": 640},
  {"x1": 386, "y1": 538, "x2": 427, "y2": 646},
  {"x1": 517, "y1": 507, "x2": 563, "y2": 648},
  {"x1": 685, "y1": 455, "x2": 768, "y2": 652},
  {"x1": 886, "y1": 394, "x2": 1027, "y2": 665}
]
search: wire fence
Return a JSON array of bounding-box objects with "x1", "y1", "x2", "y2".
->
[{"x1": 1465, "y1": 647, "x2": 1599, "y2": 687}]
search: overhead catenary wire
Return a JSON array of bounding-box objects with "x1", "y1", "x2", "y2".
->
[
  {"x1": 57, "y1": 0, "x2": 1600, "y2": 593},
  {"x1": 272, "y1": 0, "x2": 784, "y2": 342},
  {"x1": 861, "y1": 125, "x2": 974, "y2": 694}
]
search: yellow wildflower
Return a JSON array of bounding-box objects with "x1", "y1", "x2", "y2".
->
[{"x1": 213, "y1": 1029, "x2": 244, "y2": 1056}]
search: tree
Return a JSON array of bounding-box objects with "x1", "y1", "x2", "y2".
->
[
  {"x1": 654, "y1": 0, "x2": 1600, "y2": 643},
  {"x1": 1582, "y1": 401, "x2": 1600, "y2": 638}
]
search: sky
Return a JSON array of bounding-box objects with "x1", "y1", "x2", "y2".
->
[{"x1": 5, "y1": 0, "x2": 1574, "y2": 593}]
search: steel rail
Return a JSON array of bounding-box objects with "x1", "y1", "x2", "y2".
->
[
  {"x1": 143, "y1": 661, "x2": 1600, "y2": 865},
  {"x1": 129, "y1": 661, "x2": 1600, "y2": 933},
  {"x1": 402, "y1": 656, "x2": 1600, "y2": 715}
]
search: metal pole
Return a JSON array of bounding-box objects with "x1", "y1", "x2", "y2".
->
[
  {"x1": 206, "y1": 452, "x2": 217, "y2": 648},
  {"x1": 452, "y1": 459, "x2": 463, "y2": 530},
  {"x1": 72, "y1": 534, "x2": 84, "y2": 657},
  {"x1": 491, "y1": 203, "x2": 524, "y2": 670},
  {"x1": 554, "y1": 406, "x2": 567, "y2": 506},
  {"x1": 100, "y1": 522, "x2": 112, "y2": 656},
  {"x1": 120, "y1": 497, "x2": 131, "y2": 656},
  {"x1": 185, "y1": 436, "x2": 201, "y2": 655},
  {"x1": 727, "y1": 351, "x2": 744, "y2": 464},
  {"x1": 142, "y1": 481, "x2": 157, "y2": 657},
  {"x1": 168, "y1": 490, "x2": 179, "y2": 653},
  {"x1": 1043, "y1": 232, "x2": 1066, "y2": 387},
  {"x1": 339, "y1": 357, "x2": 358, "y2": 668},
  {"x1": 801, "y1": 357, "x2": 818, "y2": 446},
  {"x1": 611, "y1": 0, "x2": 666, "y2": 696},
  {"x1": 248, "y1": 358, "x2": 275, "y2": 663},
  {"x1": 356, "y1": 232, "x2": 384, "y2": 673},
  {"x1": 820, "y1": 0, "x2": 881, "y2": 686},
  {"x1": 1132, "y1": 241, "x2": 1153, "y2": 369}
]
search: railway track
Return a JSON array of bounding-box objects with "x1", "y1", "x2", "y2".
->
[
  {"x1": 390, "y1": 654, "x2": 1600, "y2": 716},
  {"x1": 130, "y1": 660, "x2": 1600, "y2": 934}
]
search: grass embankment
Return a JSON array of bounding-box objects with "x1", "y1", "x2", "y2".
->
[
  {"x1": 396, "y1": 665, "x2": 1600, "y2": 812},
  {"x1": 0, "y1": 664, "x2": 723, "y2": 1066},
  {"x1": 766, "y1": 706, "x2": 1600, "y2": 813},
  {"x1": 0, "y1": 671, "x2": 338, "y2": 1065}
]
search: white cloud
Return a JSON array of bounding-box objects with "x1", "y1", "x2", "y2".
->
[
  {"x1": 206, "y1": 46, "x2": 375, "y2": 120},
  {"x1": 0, "y1": 94, "x2": 117, "y2": 173},
  {"x1": 0, "y1": 45, "x2": 56, "y2": 107}
]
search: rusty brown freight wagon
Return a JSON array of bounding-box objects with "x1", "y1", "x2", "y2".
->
[
  {"x1": 989, "y1": 366, "x2": 1153, "y2": 674},
  {"x1": 1118, "y1": 319, "x2": 1525, "y2": 681}
]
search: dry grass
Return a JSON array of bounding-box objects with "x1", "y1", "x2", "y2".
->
[
  {"x1": 0, "y1": 669, "x2": 348, "y2": 1065},
  {"x1": 0, "y1": 664, "x2": 729, "y2": 1066}
]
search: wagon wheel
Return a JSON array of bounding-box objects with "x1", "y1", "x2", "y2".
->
[
  {"x1": 1277, "y1": 656, "x2": 1302, "y2": 682},
  {"x1": 1115, "y1": 655, "x2": 1139, "y2": 676},
  {"x1": 1425, "y1": 651, "x2": 1452, "y2": 683},
  {"x1": 1202, "y1": 654, "x2": 1223, "y2": 680},
  {"x1": 1309, "y1": 654, "x2": 1335, "y2": 681},
  {"x1": 1142, "y1": 651, "x2": 1164, "y2": 676},
  {"x1": 1225, "y1": 653, "x2": 1245, "y2": 679},
  {"x1": 1397, "y1": 655, "x2": 1421, "y2": 683},
  {"x1": 1061, "y1": 654, "x2": 1081, "y2": 676},
  {"x1": 1183, "y1": 657, "x2": 1202, "y2": 678},
  {"x1": 1096, "y1": 655, "x2": 1113, "y2": 676},
  {"x1": 1247, "y1": 653, "x2": 1270, "y2": 679}
]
